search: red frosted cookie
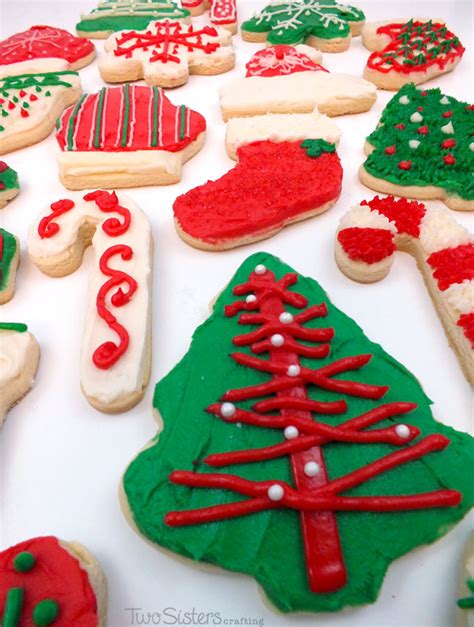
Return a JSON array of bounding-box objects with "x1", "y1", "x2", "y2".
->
[
  {"x1": 182, "y1": 0, "x2": 237, "y2": 34},
  {"x1": 0, "y1": 536, "x2": 106, "y2": 626}
]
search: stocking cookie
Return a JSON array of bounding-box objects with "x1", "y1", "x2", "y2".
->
[
  {"x1": 28, "y1": 190, "x2": 153, "y2": 413},
  {"x1": 122, "y1": 252, "x2": 474, "y2": 613},
  {"x1": 0, "y1": 161, "x2": 20, "y2": 208},
  {"x1": 362, "y1": 19, "x2": 465, "y2": 90},
  {"x1": 0, "y1": 323, "x2": 40, "y2": 427},
  {"x1": 335, "y1": 196, "x2": 473, "y2": 383},
  {"x1": 0, "y1": 25, "x2": 96, "y2": 77},
  {"x1": 360, "y1": 84, "x2": 474, "y2": 211},
  {"x1": 174, "y1": 135, "x2": 342, "y2": 250},
  {"x1": 55, "y1": 84, "x2": 206, "y2": 189},
  {"x1": 219, "y1": 44, "x2": 376, "y2": 120},
  {"x1": 0, "y1": 228, "x2": 20, "y2": 304},
  {"x1": 99, "y1": 21, "x2": 235, "y2": 88},
  {"x1": 241, "y1": 0, "x2": 365, "y2": 52},
  {"x1": 76, "y1": 0, "x2": 190, "y2": 39},
  {"x1": 0, "y1": 71, "x2": 82, "y2": 155},
  {"x1": 0, "y1": 536, "x2": 107, "y2": 626},
  {"x1": 183, "y1": 0, "x2": 237, "y2": 34}
]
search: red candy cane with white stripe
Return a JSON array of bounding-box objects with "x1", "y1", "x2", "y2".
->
[{"x1": 335, "y1": 196, "x2": 473, "y2": 383}]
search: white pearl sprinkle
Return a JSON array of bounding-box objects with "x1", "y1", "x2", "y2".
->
[
  {"x1": 469, "y1": 142, "x2": 474, "y2": 152},
  {"x1": 410, "y1": 112, "x2": 423, "y2": 123},
  {"x1": 287, "y1": 365, "x2": 301, "y2": 377},
  {"x1": 284, "y1": 426, "x2": 299, "y2": 440},
  {"x1": 441, "y1": 121, "x2": 454, "y2": 134},
  {"x1": 304, "y1": 461, "x2": 321, "y2": 477},
  {"x1": 268, "y1": 484, "x2": 284, "y2": 501},
  {"x1": 409, "y1": 139, "x2": 420, "y2": 149},
  {"x1": 440, "y1": 95, "x2": 450, "y2": 105},
  {"x1": 255, "y1": 264, "x2": 266, "y2": 275},
  {"x1": 246, "y1": 294, "x2": 257, "y2": 303},
  {"x1": 279, "y1": 312, "x2": 294, "y2": 324},
  {"x1": 271, "y1": 333, "x2": 285, "y2": 347},
  {"x1": 220, "y1": 402, "x2": 236, "y2": 418},
  {"x1": 395, "y1": 424, "x2": 411, "y2": 439},
  {"x1": 399, "y1": 95, "x2": 410, "y2": 105}
]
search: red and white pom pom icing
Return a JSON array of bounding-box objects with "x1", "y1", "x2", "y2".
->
[{"x1": 245, "y1": 44, "x2": 327, "y2": 77}]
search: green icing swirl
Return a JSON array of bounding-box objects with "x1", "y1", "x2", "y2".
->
[{"x1": 364, "y1": 83, "x2": 474, "y2": 201}]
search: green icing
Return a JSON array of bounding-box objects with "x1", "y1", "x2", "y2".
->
[
  {"x1": 32, "y1": 599, "x2": 59, "y2": 626},
  {"x1": 13, "y1": 551, "x2": 36, "y2": 573},
  {"x1": 364, "y1": 83, "x2": 474, "y2": 201},
  {"x1": 457, "y1": 578, "x2": 474, "y2": 609},
  {"x1": 0, "y1": 164, "x2": 19, "y2": 191},
  {"x1": 0, "y1": 71, "x2": 77, "y2": 94},
  {"x1": 241, "y1": 0, "x2": 364, "y2": 45},
  {"x1": 301, "y1": 138, "x2": 336, "y2": 157},
  {"x1": 123, "y1": 252, "x2": 474, "y2": 613},
  {"x1": 0, "y1": 323, "x2": 28, "y2": 333},
  {"x1": 0, "y1": 228, "x2": 18, "y2": 291},
  {"x1": 1, "y1": 587, "x2": 24, "y2": 627}
]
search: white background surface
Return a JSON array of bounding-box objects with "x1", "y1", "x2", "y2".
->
[{"x1": 0, "y1": 1, "x2": 473, "y2": 626}]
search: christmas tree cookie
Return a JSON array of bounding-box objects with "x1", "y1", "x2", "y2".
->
[
  {"x1": 76, "y1": 0, "x2": 190, "y2": 39},
  {"x1": 0, "y1": 536, "x2": 107, "y2": 626},
  {"x1": 182, "y1": 0, "x2": 237, "y2": 34},
  {"x1": 0, "y1": 160, "x2": 19, "y2": 208},
  {"x1": 335, "y1": 196, "x2": 473, "y2": 384},
  {"x1": 362, "y1": 19, "x2": 465, "y2": 90},
  {"x1": 0, "y1": 323, "x2": 40, "y2": 427},
  {"x1": 99, "y1": 21, "x2": 235, "y2": 88},
  {"x1": 0, "y1": 25, "x2": 96, "y2": 77},
  {"x1": 55, "y1": 85, "x2": 206, "y2": 189},
  {"x1": 0, "y1": 227, "x2": 20, "y2": 304},
  {"x1": 360, "y1": 83, "x2": 474, "y2": 212},
  {"x1": 122, "y1": 252, "x2": 474, "y2": 613},
  {"x1": 241, "y1": 0, "x2": 365, "y2": 52},
  {"x1": 0, "y1": 71, "x2": 82, "y2": 155}
]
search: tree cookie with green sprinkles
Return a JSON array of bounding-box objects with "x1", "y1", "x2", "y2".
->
[
  {"x1": 0, "y1": 536, "x2": 107, "y2": 626},
  {"x1": 0, "y1": 161, "x2": 19, "y2": 209},
  {"x1": 0, "y1": 227, "x2": 20, "y2": 303},
  {"x1": 360, "y1": 83, "x2": 474, "y2": 212},
  {"x1": 241, "y1": 0, "x2": 365, "y2": 53}
]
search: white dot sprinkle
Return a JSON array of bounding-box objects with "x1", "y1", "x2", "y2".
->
[
  {"x1": 220, "y1": 402, "x2": 236, "y2": 418},
  {"x1": 284, "y1": 426, "x2": 299, "y2": 440},
  {"x1": 440, "y1": 96, "x2": 450, "y2": 105},
  {"x1": 268, "y1": 484, "x2": 284, "y2": 501},
  {"x1": 399, "y1": 95, "x2": 410, "y2": 105},
  {"x1": 246, "y1": 294, "x2": 257, "y2": 303},
  {"x1": 441, "y1": 121, "x2": 454, "y2": 134},
  {"x1": 255, "y1": 264, "x2": 266, "y2": 275},
  {"x1": 287, "y1": 365, "x2": 301, "y2": 377},
  {"x1": 304, "y1": 461, "x2": 321, "y2": 477},
  {"x1": 271, "y1": 333, "x2": 285, "y2": 347},
  {"x1": 395, "y1": 424, "x2": 411, "y2": 439},
  {"x1": 409, "y1": 139, "x2": 420, "y2": 149},
  {"x1": 410, "y1": 112, "x2": 423, "y2": 123},
  {"x1": 279, "y1": 312, "x2": 294, "y2": 324}
]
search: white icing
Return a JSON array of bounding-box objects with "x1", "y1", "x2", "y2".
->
[
  {"x1": 399, "y1": 95, "x2": 410, "y2": 105},
  {"x1": 440, "y1": 96, "x2": 450, "y2": 105},
  {"x1": 219, "y1": 71, "x2": 376, "y2": 118},
  {"x1": 444, "y1": 281, "x2": 474, "y2": 315},
  {"x1": 28, "y1": 192, "x2": 152, "y2": 406},
  {"x1": 409, "y1": 140, "x2": 420, "y2": 149},
  {"x1": 284, "y1": 425, "x2": 299, "y2": 439},
  {"x1": 303, "y1": 461, "x2": 320, "y2": 477},
  {"x1": 0, "y1": 58, "x2": 70, "y2": 78},
  {"x1": 246, "y1": 294, "x2": 256, "y2": 303},
  {"x1": 0, "y1": 331, "x2": 35, "y2": 388},
  {"x1": 395, "y1": 424, "x2": 410, "y2": 439},
  {"x1": 255, "y1": 264, "x2": 266, "y2": 274},
  {"x1": 221, "y1": 402, "x2": 236, "y2": 417},
  {"x1": 287, "y1": 364, "x2": 300, "y2": 377},
  {"x1": 225, "y1": 109, "x2": 341, "y2": 160},
  {"x1": 410, "y1": 112, "x2": 423, "y2": 123},
  {"x1": 293, "y1": 44, "x2": 323, "y2": 64},
  {"x1": 419, "y1": 207, "x2": 472, "y2": 254},
  {"x1": 267, "y1": 484, "x2": 284, "y2": 501},
  {"x1": 271, "y1": 333, "x2": 284, "y2": 347},
  {"x1": 339, "y1": 204, "x2": 397, "y2": 233},
  {"x1": 279, "y1": 312, "x2": 293, "y2": 324},
  {"x1": 441, "y1": 121, "x2": 454, "y2": 134}
]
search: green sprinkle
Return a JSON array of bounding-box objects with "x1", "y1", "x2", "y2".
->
[
  {"x1": 121, "y1": 83, "x2": 130, "y2": 147},
  {"x1": 32, "y1": 599, "x2": 59, "y2": 626},
  {"x1": 179, "y1": 104, "x2": 186, "y2": 140},
  {"x1": 0, "y1": 323, "x2": 28, "y2": 333},
  {"x1": 151, "y1": 86, "x2": 159, "y2": 148},
  {"x1": 93, "y1": 87, "x2": 106, "y2": 149},
  {"x1": 13, "y1": 551, "x2": 36, "y2": 573},
  {"x1": 2, "y1": 587, "x2": 24, "y2": 627},
  {"x1": 66, "y1": 93, "x2": 87, "y2": 151},
  {"x1": 45, "y1": 91, "x2": 51, "y2": 97}
]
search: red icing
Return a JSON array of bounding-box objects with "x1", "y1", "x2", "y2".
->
[
  {"x1": 56, "y1": 85, "x2": 206, "y2": 153},
  {"x1": 427, "y1": 243, "x2": 474, "y2": 291},
  {"x1": 361, "y1": 195, "x2": 426, "y2": 237},
  {"x1": 38, "y1": 199, "x2": 75, "y2": 238},
  {"x1": 443, "y1": 154, "x2": 456, "y2": 165},
  {"x1": 457, "y1": 313, "x2": 474, "y2": 348},
  {"x1": 182, "y1": 0, "x2": 237, "y2": 26},
  {"x1": 0, "y1": 161, "x2": 7, "y2": 174},
  {"x1": 165, "y1": 269, "x2": 460, "y2": 594},
  {"x1": 0, "y1": 536, "x2": 99, "y2": 626},
  {"x1": 173, "y1": 141, "x2": 342, "y2": 245},
  {"x1": 398, "y1": 160, "x2": 412, "y2": 170},
  {"x1": 441, "y1": 138, "x2": 456, "y2": 148},
  {"x1": 245, "y1": 45, "x2": 328, "y2": 77},
  {"x1": 338, "y1": 227, "x2": 395, "y2": 264},
  {"x1": 0, "y1": 182, "x2": 4, "y2": 191},
  {"x1": 0, "y1": 25, "x2": 94, "y2": 66}
]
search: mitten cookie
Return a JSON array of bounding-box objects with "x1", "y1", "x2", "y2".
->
[
  {"x1": 0, "y1": 227, "x2": 20, "y2": 303},
  {"x1": 99, "y1": 21, "x2": 235, "y2": 88},
  {"x1": 174, "y1": 136, "x2": 342, "y2": 250},
  {"x1": 360, "y1": 84, "x2": 473, "y2": 211},
  {"x1": 28, "y1": 190, "x2": 153, "y2": 413},
  {"x1": 55, "y1": 84, "x2": 206, "y2": 189},
  {"x1": 76, "y1": 0, "x2": 190, "y2": 39},
  {"x1": 122, "y1": 252, "x2": 474, "y2": 613},
  {"x1": 0, "y1": 323, "x2": 40, "y2": 427},
  {"x1": 219, "y1": 44, "x2": 376, "y2": 120},
  {"x1": 182, "y1": 0, "x2": 237, "y2": 34},
  {"x1": 0, "y1": 161, "x2": 20, "y2": 209},
  {"x1": 0, "y1": 536, "x2": 107, "y2": 626},
  {"x1": 457, "y1": 534, "x2": 474, "y2": 626},
  {"x1": 241, "y1": 0, "x2": 365, "y2": 52},
  {"x1": 0, "y1": 71, "x2": 81, "y2": 155},
  {"x1": 362, "y1": 19, "x2": 464, "y2": 90},
  {"x1": 0, "y1": 25, "x2": 95, "y2": 77},
  {"x1": 335, "y1": 196, "x2": 473, "y2": 383}
]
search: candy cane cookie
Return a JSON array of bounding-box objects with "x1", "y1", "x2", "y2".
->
[
  {"x1": 0, "y1": 323, "x2": 40, "y2": 427},
  {"x1": 28, "y1": 190, "x2": 153, "y2": 413},
  {"x1": 335, "y1": 196, "x2": 473, "y2": 383}
]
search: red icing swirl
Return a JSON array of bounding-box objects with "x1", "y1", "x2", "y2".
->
[
  {"x1": 38, "y1": 199, "x2": 75, "y2": 238},
  {"x1": 427, "y1": 243, "x2": 474, "y2": 291},
  {"x1": 338, "y1": 227, "x2": 395, "y2": 264},
  {"x1": 361, "y1": 195, "x2": 426, "y2": 237}
]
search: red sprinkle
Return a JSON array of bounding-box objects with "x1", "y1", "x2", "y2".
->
[
  {"x1": 385, "y1": 145, "x2": 397, "y2": 155},
  {"x1": 443, "y1": 154, "x2": 456, "y2": 165},
  {"x1": 417, "y1": 126, "x2": 429, "y2": 135},
  {"x1": 420, "y1": 91, "x2": 428, "y2": 96},
  {"x1": 19, "y1": 89, "x2": 26, "y2": 97},
  {"x1": 30, "y1": 94, "x2": 38, "y2": 101},
  {"x1": 441, "y1": 139, "x2": 456, "y2": 149},
  {"x1": 417, "y1": 106, "x2": 423, "y2": 111},
  {"x1": 0, "y1": 161, "x2": 7, "y2": 173},
  {"x1": 394, "y1": 123, "x2": 405, "y2": 130},
  {"x1": 0, "y1": 182, "x2": 4, "y2": 190},
  {"x1": 442, "y1": 110, "x2": 453, "y2": 118},
  {"x1": 398, "y1": 160, "x2": 412, "y2": 170},
  {"x1": 20, "y1": 108, "x2": 29, "y2": 118},
  {"x1": 8, "y1": 101, "x2": 15, "y2": 110}
]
